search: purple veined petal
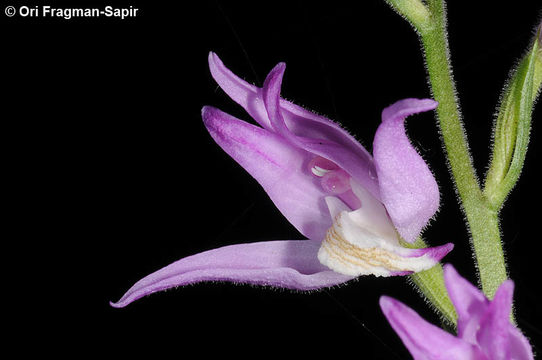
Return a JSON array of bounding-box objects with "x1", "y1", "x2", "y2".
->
[
  {"x1": 208, "y1": 52, "x2": 272, "y2": 129},
  {"x1": 443, "y1": 264, "x2": 489, "y2": 343},
  {"x1": 477, "y1": 280, "x2": 514, "y2": 360},
  {"x1": 477, "y1": 280, "x2": 534, "y2": 360},
  {"x1": 262, "y1": 62, "x2": 297, "y2": 141},
  {"x1": 202, "y1": 106, "x2": 331, "y2": 240},
  {"x1": 399, "y1": 243, "x2": 454, "y2": 261},
  {"x1": 261, "y1": 60, "x2": 380, "y2": 199},
  {"x1": 379, "y1": 296, "x2": 488, "y2": 360},
  {"x1": 373, "y1": 98, "x2": 440, "y2": 243},
  {"x1": 506, "y1": 325, "x2": 535, "y2": 360},
  {"x1": 111, "y1": 240, "x2": 354, "y2": 308},
  {"x1": 210, "y1": 52, "x2": 379, "y2": 199}
]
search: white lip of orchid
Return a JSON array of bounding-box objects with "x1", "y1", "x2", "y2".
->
[{"x1": 317, "y1": 179, "x2": 438, "y2": 277}]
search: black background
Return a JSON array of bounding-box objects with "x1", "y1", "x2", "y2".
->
[{"x1": 3, "y1": 1, "x2": 542, "y2": 358}]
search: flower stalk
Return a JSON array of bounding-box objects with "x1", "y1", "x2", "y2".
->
[
  {"x1": 385, "y1": 0, "x2": 508, "y2": 301},
  {"x1": 420, "y1": 1, "x2": 509, "y2": 299}
]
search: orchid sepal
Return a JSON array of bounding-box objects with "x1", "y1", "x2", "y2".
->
[{"x1": 111, "y1": 240, "x2": 354, "y2": 308}]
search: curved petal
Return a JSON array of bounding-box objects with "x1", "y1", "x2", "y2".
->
[
  {"x1": 477, "y1": 280, "x2": 515, "y2": 359},
  {"x1": 379, "y1": 296, "x2": 487, "y2": 360},
  {"x1": 111, "y1": 240, "x2": 354, "y2": 308},
  {"x1": 208, "y1": 52, "x2": 271, "y2": 129},
  {"x1": 373, "y1": 98, "x2": 440, "y2": 243},
  {"x1": 443, "y1": 264, "x2": 489, "y2": 343},
  {"x1": 210, "y1": 52, "x2": 379, "y2": 199},
  {"x1": 478, "y1": 281, "x2": 533, "y2": 360},
  {"x1": 444, "y1": 266, "x2": 534, "y2": 359},
  {"x1": 262, "y1": 61, "x2": 379, "y2": 198},
  {"x1": 202, "y1": 106, "x2": 331, "y2": 240}
]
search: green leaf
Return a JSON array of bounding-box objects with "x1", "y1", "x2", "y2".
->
[{"x1": 484, "y1": 28, "x2": 542, "y2": 209}]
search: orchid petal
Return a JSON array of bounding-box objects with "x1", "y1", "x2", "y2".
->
[
  {"x1": 262, "y1": 62, "x2": 290, "y2": 135},
  {"x1": 373, "y1": 98, "x2": 440, "y2": 243},
  {"x1": 202, "y1": 106, "x2": 330, "y2": 240},
  {"x1": 210, "y1": 52, "x2": 379, "y2": 199},
  {"x1": 477, "y1": 281, "x2": 533, "y2": 360},
  {"x1": 208, "y1": 52, "x2": 271, "y2": 129},
  {"x1": 444, "y1": 265, "x2": 533, "y2": 359},
  {"x1": 379, "y1": 296, "x2": 487, "y2": 360},
  {"x1": 263, "y1": 61, "x2": 380, "y2": 199},
  {"x1": 443, "y1": 264, "x2": 489, "y2": 342},
  {"x1": 111, "y1": 240, "x2": 354, "y2": 308},
  {"x1": 477, "y1": 280, "x2": 514, "y2": 359},
  {"x1": 317, "y1": 188, "x2": 453, "y2": 277}
]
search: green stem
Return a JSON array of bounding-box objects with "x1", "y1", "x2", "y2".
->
[
  {"x1": 419, "y1": 0, "x2": 507, "y2": 299},
  {"x1": 406, "y1": 239, "x2": 457, "y2": 326}
]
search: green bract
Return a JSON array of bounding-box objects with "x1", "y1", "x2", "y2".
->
[{"x1": 485, "y1": 30, "x2": 542, "y2": 209}]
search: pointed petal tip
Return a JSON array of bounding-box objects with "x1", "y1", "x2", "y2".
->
[
  {"x1": 499, "y1": 279, "x2": 515, "y2": 294},
  {"x1": 391, "y1": 270, "x2": 415, "y2": 276},
  {"x1": 201, "y1": 105, "x2": 216, "y2": 126},
  {"x1": 273, "y1": 62, "x2": 286, "y2": 72},
  {"x1": 379, "y1": 295, "x2": 407, "y2": 316},
  {"x1": 379, "y1": 295, "x2": 393, "y2": 310},
  {"x1": 443, "y1": 262, "x2": 458, "y2": 280},
  {"x1": 432, "y1": 242, "x2": 454, "y2": 260},
  {"x1": 381, "y1": 98, "x2": 439, "y2": 124},
  {"x1": 208, "y1": 52, "x2": 224, "y2": 75},
  {"x1": 208, "y1": 51, "x2": 220, "y2": 65},
  {"x1": 493, "y1": 279, "x2": 515, "y2": 311},
  {"x1": 201, "y1": 105, "x2": 225, "y2": 127},
  {"x1": 201, "y1": 104, "x2": 215, "y2": 116},
  {"x1": 264, "y1": 62, "x2": 287, "y2": 88},
  {"x1": 443, "y1": 263, "x2": 467, "y2": 289},
  {"x1": 420, "y1": 98, "x2": 438, "y2": 110},
  {"x1": 406, "y1": 98, "x2": 438, "y2": 111},
  {"x1": 403, "y1": 242, "x2": 453, "y2": 262},
  {"x1": 109, "y1": 300, "x2": 125, "y2": 309}
]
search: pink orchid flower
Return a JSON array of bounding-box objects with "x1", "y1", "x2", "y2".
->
[
  {"x1": 111, "y1": 53, "x2": 453, "y2": 308},
  {"x1": 380, "y1": 264, "x2": 534, "y2": 359}
]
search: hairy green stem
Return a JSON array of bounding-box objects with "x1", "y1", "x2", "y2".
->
[
  {"x1": 419, "y1": 0, "x2": 507, "y2": 299},
  {"x1": 385, "y1": 0, "x2": 509, "y2": 300}
]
